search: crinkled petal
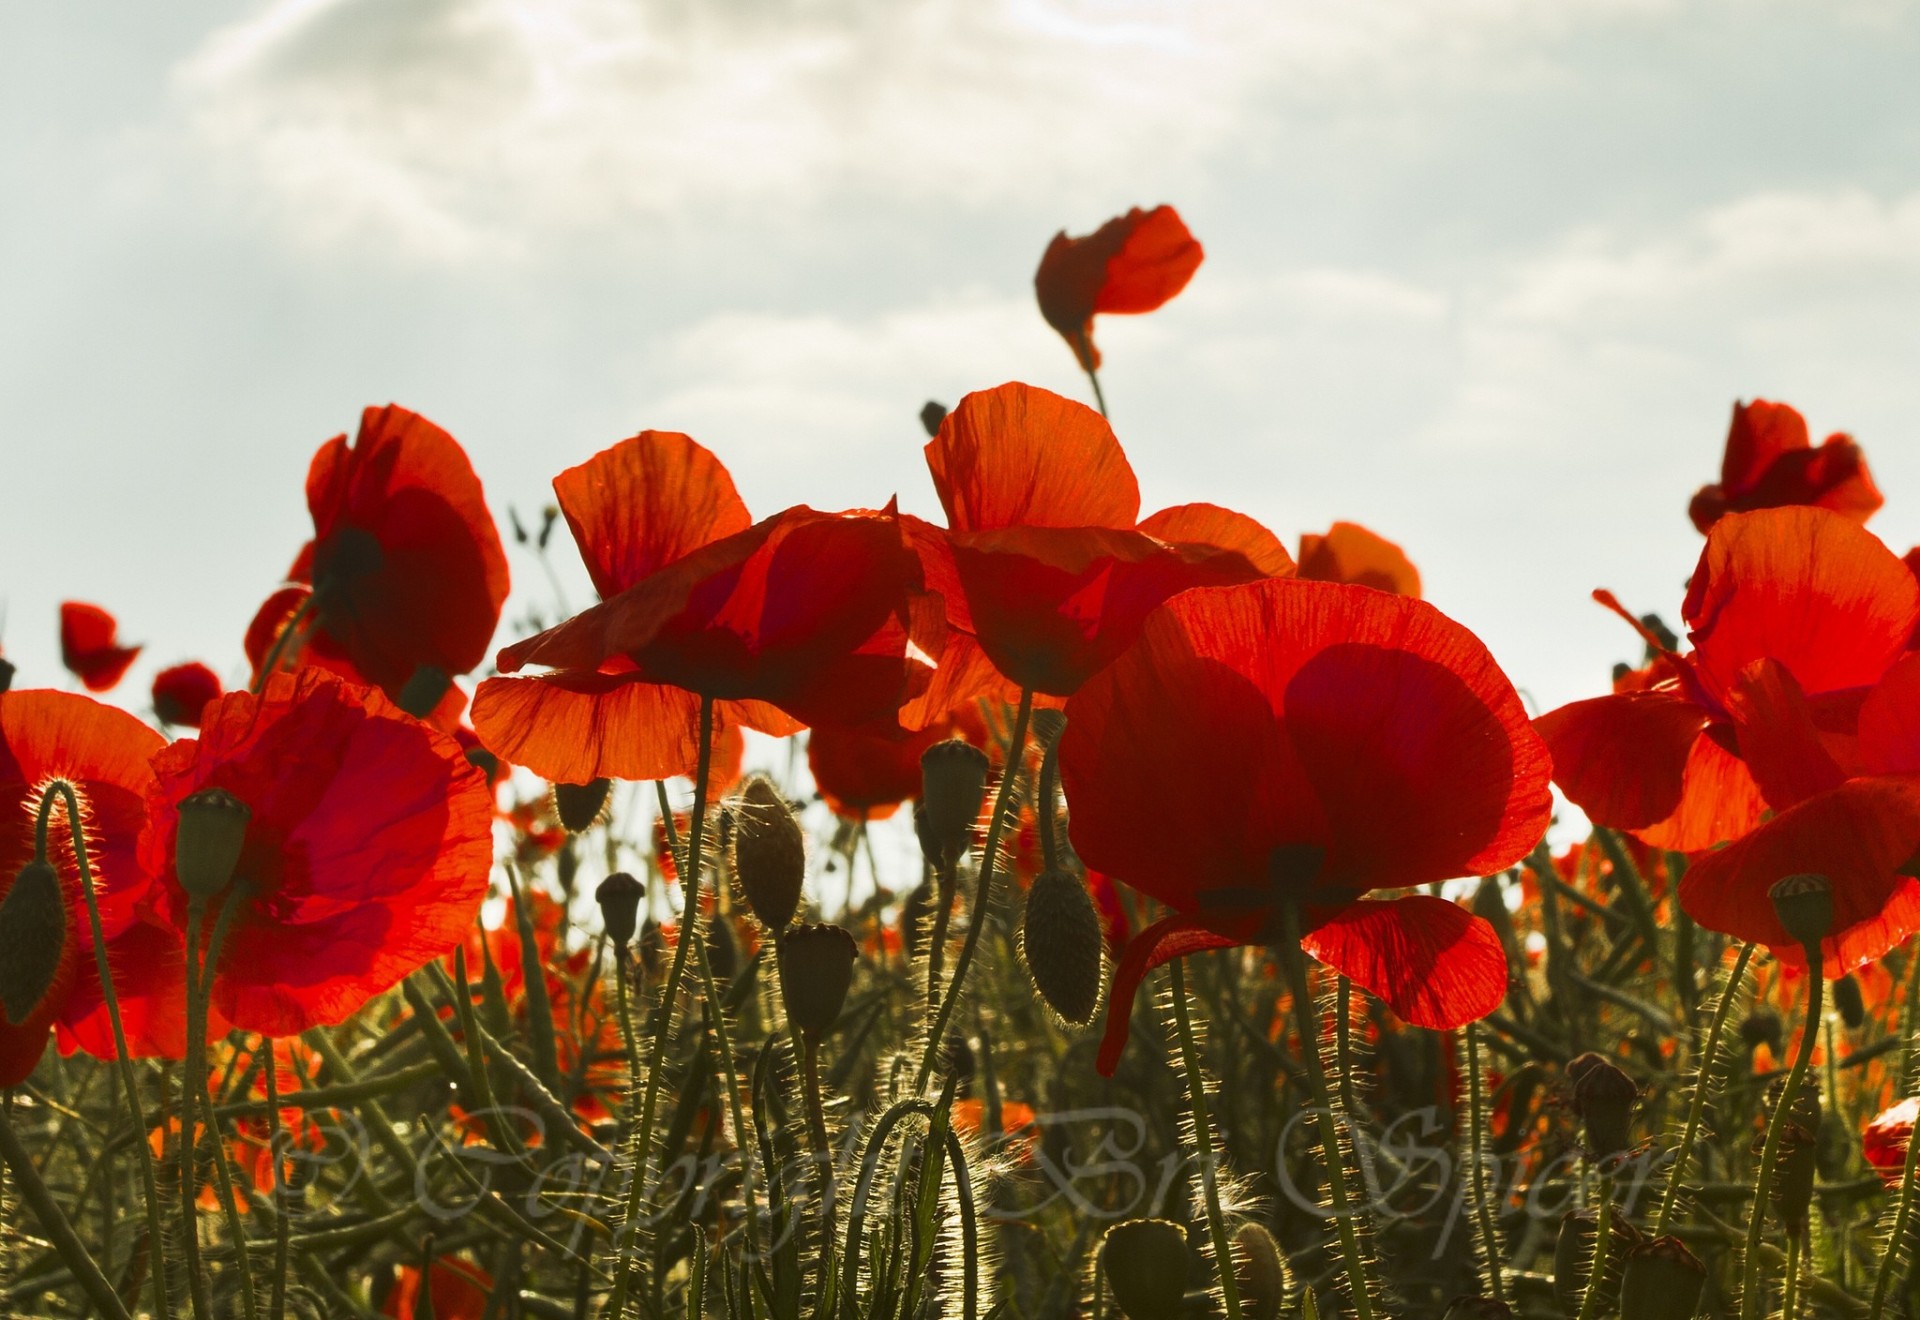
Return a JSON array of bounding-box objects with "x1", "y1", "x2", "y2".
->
[
  {"x1": 1862, "y1": 654, "x2": 1920, "y2": 776},
  {"x1": 1536, "y1": 690, "x2": 1706, "y2": 832},
  {"x1": 1727, "y1": 658, "x2": 1848, "y2": 811},
  {"x1": 473, "y1": 670, "x2": 703, "y2": 783},
  {"x1": 1096, "y1": 909, "x2": 1260, "y2": 1076},
  {"x1": 1139, "y1": 503, "x2": 1296, "y2": 578},
  {"x1": 1295, "y1": 522, "x2": 1423, "y2": 598},
  {"x1": 925, "y1": 383, "x2": 1139, "y2": 533},
  {"x1": 1301, "y1": 896, "x2": 1508, "y2": 1029},
  {"x1": 553, "y1": 431, "x2": 752, "y2": 599}
]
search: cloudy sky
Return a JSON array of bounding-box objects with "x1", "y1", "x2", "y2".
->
[{"x1": 7, "y1": 0, "x2": 1920, "y2": 740}]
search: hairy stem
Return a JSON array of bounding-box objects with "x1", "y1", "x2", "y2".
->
[{"x1": 1170, "y1": 959, "x2": 1244, "y2": 1320}]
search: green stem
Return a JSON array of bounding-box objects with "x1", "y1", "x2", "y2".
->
[
  {"x1": 1170, "y1": 959, "x2": 1244, "y2": 1320},
  {"x1": 194, "y1": 895, "x2": 261, "y2": 1320},
  {"x1": 1781, "y1": 1229, "x2": 1802, "y2": 1320},
  {"x1": 1279, "y1": 904, "x2": 1376, "y2": 1320},
  {"x1": 264, "y1": 1040, "x2": 290, "y2": 1320},
  {"x1": 1739, "y1": 954, "x2": 1824, "y2": 1320},
  {"x1": 801, "y1": 1035, "x2": 837, "y2": 1297},
  {"x1": 1575, "y1": 1173, "x2": 1615, "y2": 1320},
  {"x1": 1465, "y1": 1023, "x2": 1508, "y2": 1309},
  {"x1": 1074, "y1": 329, "x2": 1109, "y2": 417},
  {"x1": 1868, "y1": 959, "x2": 1920, "y2": 1320},
  {"x1": 1654, "y1": 941, "x2": 1755, "y2": 1238},
  {"x1": 0, "y1": 1100, "x2": 133, "y2": 1320},
  {"x1": 179, "y1": 901, "x2": 216, "y2": 1320},
  {"x1": 251, "y1": 592, "x2": 317, "y2": 693}
]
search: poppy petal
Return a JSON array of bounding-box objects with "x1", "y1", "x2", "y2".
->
[
  {"x1": 1636, "y1": 729, "x2": 1770, "y2": 853},
  {"x1": 1535, "y1": 690, "x2": 1706, "y2": 832},
  {"x1": 925, "y1": 383, "x2": 1139, "y2": 533},
  {"x1": 473, "y1": 670, "x2": 703, "y2": 784},
  {"x1": 1295, "y1": 522, "x2": 1423, "y2": 598},
  {"x1": 1139, "y1": 503, "x2": 1296, "y2": 578},
  {"x1": 60, "y1": 602, "x2": 142, "y2": 692},
  {"x1": 1096, "y1": 909, "x2": 1260, "y2": 1077},
  {"x1": 1861, "y1": 654, "x2": 1920, "y2": 776},
  {"x1": 1726, "y1": 658, "x2": 1848, "y2": 811},
  {"x1": 1035, "y1": 206, "x2": 1203, "y2": 371},
  {"x1": 1722, "y1": 399, "x2": 1812, "y2": 493},
  {"x1": 553, "y1": 431, "x2": 753, "y2": 599},
  {"x1": 1300, "y1": 896, "x2": 1508, "y2": 1029}
]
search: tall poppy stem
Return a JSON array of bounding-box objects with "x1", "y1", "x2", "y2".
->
[
  {"x1": 610, "y1": 694, "x2": 717, "y2": 1319},
  {"x1": 263, "y1": 1039, "x2": 290, "y2": 1320},
  {"x1": 1867, "y1": 956, "x2": 1920, "y2": 1320},
  {"x1": 1653, "y1": 941, "x2": 1754, "y2": 1238},
  {"x1": 1464, "y1": 1023, "x2": 1508, "y2": 1309},
  {"x1": 1168, "y1": 958, "x2": 1244, "y2": 1320},
  {"x1": 915, "y1": 688, "x2": 1033, "y2": 1089},
  {"x1": 179, "y1": 900, "x2": 217, "y2": 1320},
  {"x1": 1074, "y1": 329, "x2": 1109, "y2": 417},
  {"x1": 1278, "y1": 903, "x2": 1376, "y2": 1320},
  {"x1": 0, "y1": 1099, "x2": 133, "y2": 1320},
  {"x1": 192, "y1": 894, "x2": 261, "y2": 1320},
  {"x1": 250, "y1": 593, "x2": 317, "y2": 694},
  {"x1": 1738, "y1": 953, "x2": 1823, "y2": 1320},
  {"x1": 1574, "y1": 1171, "x2": 1615, "y2": 1320}
]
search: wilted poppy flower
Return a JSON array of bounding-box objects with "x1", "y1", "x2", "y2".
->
[
  {"x1": 924, "y1": 382, "x2": 1292, "y2": 697},
  {"x1": 1688, "y1": 399, "x2": 1883, "y2": 534},
  {"x1": 60, "y1": 602, "x2": 141, "y2": 692},
  {"x1": 1035, "y1": 206, "x2": 1203, "y2": 371},
  {"x1": 141, "y1": 669, "x2": 494, "y2": 1036},
  {"x1": 475, "y1": 430, "x2": 951, "y2": 783},
  {"x1": 382, "y1": 1257, "x2": 491, "y2": 1320},
  {"x1": 1, "y1": 690, "x2": 193, "y2": 1086},
  {"x1": 152, "y1": 662, "x2": 223, "y2": 728},
  {"x1": 1059, "y1": 577, "x2": 1552, "y2": 1074},
  {"x1": 1537, "y1": 507, "x2": 1920, "y2": 852},
  {"x1": 261, "y1": 405, "x2": 509, "y2": 704},
  {"x1": 1296, "y1": 522, "x2": 1422, "y2": 598},
  {"x1": 1865, "y1": 1097, "x2": 1919, "y2": 1185}
]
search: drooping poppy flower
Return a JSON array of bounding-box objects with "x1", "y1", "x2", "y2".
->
[
  {"x1": 0, "y1": 690, "x2": 192, "y2": 1086},
  {"x1": 59, "y1": 602, "x2": 141, "y2": 692},
  {"x1": 1688, "y1": 399, "x2": 1883, "y2": 534},
  {"x1": 1865, "y1": 1097, "x2": 1919, "y2": 1185},
  {"x1": 1296, "y1": 522, "x2": 1422, "y2": 598},
  {"x1": 260, "y1": 406, "x2": 509, "y2": 705},
  {"x1": 1537, "y1": 507, "x2": 1920, "y2": 852},
  {"x1": 382, "y1": 1257, "x2": 492, "y2": 1320},
  {"x1": 152, "y1": 662, "x2": 223, "y2": 728},
  {"x1": 1059, "y1": 577, "x2": 1552, "y2": 1074},
  {"x1": 475, "y1": 430, "x2": 955, "y2": 783},
  {"x1": 1035, "y1": 206, "x2": 1203, "y2": 371},
  {"x1": 141, "y1": 669, "x2": 494, "y2": 1036},
  {"x1": 924, "y1": 383, "x2": 1292, "y2": 697}
]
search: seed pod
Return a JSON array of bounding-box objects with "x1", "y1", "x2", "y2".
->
[
  {"x1": 552, "y1": 778, "x2": 611, "y2": 833},
  {"x1": 1833, "y1": 973, "x2": 1865, "y2": 1030},
  {"x1": 1739, "y1": 1007, "x2": 1784, "y2": 1057},
  {"x1": 595, "y1": 872, "x2": 643, "y2": 950},
  {"x1": 779, "y1": 924, "x2": 857, "y2": 1041},
  {"x1": 1021, "y1": 869, "x2": 1103, "y2": 1025},
  {"x1": 1099, "y1": 1218, "x2": 1188, "y2": 1320},
  {"x1": 1441, "y1": 1299, "x2": 1511, "y2": 1320},
  {"x1": 1769, "y1": 872, "x2": 1833, "y2": 950},
  {"x1": 1765, "y1": 1078, "x2": 1821, "y2": 1232},
  {"x1": 396, "y1": 665, "x2": 452, "y2": 720},
  {"x1": 0, "y1": 859, "x2": 66, "y2": 1025},
  {"x1": 919, "y1": 740, "x2": 989, "y2": 871},
  {"x1": 731, "y1": 776, "x2": 805, "y2": 930},
  {"x1": 1233, "y1": 1221, "x2": 1286, "y2": 1320},
  {"x1": 175, "y1": 787, "x2": 251, "y2": 900},
  {"x1": 1616, "y1": 1236, "x2": 1706, "y2": 1320},
  {"x1": 1567, "y1": 1052, "x2": 1637, "y2": 1157}
]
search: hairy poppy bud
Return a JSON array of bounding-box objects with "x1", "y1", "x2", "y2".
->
[
  {"x1": 1740, "y1": 1006, "x2": 1784, "y2": 1057},
  {"x1": 0, "y1": 859, "x2": 66, "y2": 1025},
  {"x1": 731, "y1": 776, "x2": 805, "y2": 930},
  {"x1": 900, "y1": 878, "x2": 933, "y2": 958},
  {"x1": 1833, "y1": 972, "x2": 1865, "y2": 1030},
  {"x1": 1568, "y1": 1052, "x2": 1637, "y2": 1157},
  {"x1": 919, "y1": 740, "x2": 989, "y2": 871},
  {"x1": 1030, "y1": 707, "x2": 1066, "y2": 748},
  {"x1": 1553, "y1": 1207, "x2": 1639, "y2": 1317},
  {"x1": 552, "y1": 778, "x2": 612, "y2": 834},
  {"x1": 1233, "y1": 1221, "x2": 1285, "y2": 1320},
  {"x1": 1021, "y1": 869, "x2": 1103, "y2": 1025},
  {"x1": 1769, "y1": 872, "x2": 1833, "y2": 950},
  {"x1": 779, "y1": 924, "x2": 857, "y2": 1041},
  {"x1": 1617, "y1": 1236, "x2": 1705, "y2": 1320},
  {"x1": 175, "y1": 787, "x2": 250, "y2": 901},
  {"x1": 396, "y1": 665, "x2": 452, "y2": 720},
  {"x1": 919, "y1": 401, "x2": 949, "y2": 437},
  {"x1": 1865, "y1": 1097, "x2": 1918, "y2": 1184},
  {"x1": 1099, "y1": 1218, "x2": 1188, "y2": 1320},
  {"x1": 596, "y1": 872, "x2": 643, "y2": 951},
  {"x1": 1764, "y1": 1078, "x2": 1821, "y2": 1232},
  {"x1": 1441, "y1": 1299, "x2": 1511, "y2": 1320}
]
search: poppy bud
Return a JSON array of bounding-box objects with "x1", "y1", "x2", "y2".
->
[
  {"x1": 1441, "y1": 1299, "x2": 1511, "y2": 1320},
  {"x1": 731, "y1": 776, "x2": 806, "y2": 930},
  {"x1": 0, "y1": 859, "x2": 66, "y2": 1025},
  {"x1": 1768, "y1": 872, "x2": 1833, "y2": 950},
  {"x1": 900, "y1": 878, "x2": 933, "y2": 958},
  {"x1": 778, "y1": 924, "x2": 857, "y2": 1041},
  {"x1": 919, "y1": 740, "x2": 989, "y2": 871},
  {"x1": 1616, "y1": 1236, "x2": 1705, "y2": 1320},
  {"x1": 1021, "y1": 869, "x2": 1103, "y2": 1026},
  {"x1": 1740, "y1": 1007, "x2": 1784, "y2": 1057},
  {"x1": 0, "y1": 656, "x2": 13, "y2": 693},
  {"x1": 596, "y1": 872, "x2": 643, "y2": 951},
  {"x1": 175, "y1": 787, "x2": 251, "y2": 901},
  {"x1": 1567, "y1": 1052, "x2": 1637, "y2": 1157},
  {"x1": 1099, "y1": 1218, "x2": 1188, "y2": 1320},
  {"x1": 1030, "y1": 707, "x2": 1066, "y2": 748},
  {"x1": 1764, "y1": 1078, "x2": 1821, "y2": 1232},
  {"x1": 1553, "y1": 1207, "x2": 1639, "y2": 1317},
  {"x1": 396, "y1": 665, "x2": 452, "y2": 720},
  {"x1": 1833, "y1": 972, "x2": 1865, "y2": 1030},
  {"x1": 552, "y1": 778, "x2": 612, "y2": 834},
  {"x1": 919, "y1": 401, "x2": 949, "y2": 437},
  {"x1": 1233, "y1": 1221, "x2": 1285, "y2": 1320}
]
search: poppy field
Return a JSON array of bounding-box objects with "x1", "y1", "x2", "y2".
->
[{"x1": 5, "y1": 202, "x2": 1920, "y2": 1320}]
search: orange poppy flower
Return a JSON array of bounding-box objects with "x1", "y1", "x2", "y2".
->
[
  {"x1": 1688, "y1": 399, "x2": 1883, "y2": 534},
  {"x1": 1865, "y1": 1097, "x2": 1918, "y2": 1185},
  {"x1": 923, "y1": 382, "x2": 1291, "y2": 696},
  {"x1": 1035, "y1": 205, "x2": 1203, "y2": 371},
  {"x1": 59, "y1": 602, "x2": 141, "y2": 692},
  {"x1": 152, "y1": 661, "x2": 223, "y2": 728},
  {"x1": 141, "y1": 670, "x2": 494, "y2": 1036},
  {"x1": 1059, "y1": 577, "x2": 1552, "y2": 1074},
  {"x1": 1537, "y1": 507, "x2": 1920, "y2": 852},
  {"x1": 382, "y1": 1257, "x2": 492, "y2": 1320},
  {"x1": 1296, "y1": 522, "x2": 1422, "y2": 597},
  {"x1": 808, "y1": 721, "x2": 953, "y2": 822}
]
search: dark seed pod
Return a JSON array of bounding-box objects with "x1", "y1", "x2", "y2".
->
[
  {"x1": 1616, "y1": 1236, "x2": 1706, "y2": 1320},
  {"x1": 1769, "y1": 872, "x2": 1834, "y2": 950},
  {"x1": 0, "y1": 656, "x2": 14, "y2": 694},
  {"x1": 731, "y1": 776, "x2": 806, "y2": 930},
  {"x1": 1233, "y1": 1221, "x2": 1286, "y2": 1320},
  {"x1": 175, "y1": 787, "x2": 251, "y2": 901},
  {"x1": 395, "y1": 664, "x2": 452, "y2": 720},
  {"x1": 919, "y1": 740, "x2": 989, "y2": 871},
  {"x1": 552, "y1": 778, "x2": 612, "y2": 834},
  {"x1": 1021, "y1": 869, "x2": 1103, "y2": 1025},
  {"x1": 1099, "y1": 1219, "x2": 1188, "y2": 1320},
  {"x1": 919, "y1": 401, "x2": 949, "y2": 437},
  {"x1": 779, "y1": 924, "x2": 857, "y2": 1041},
  {"x1": 1567, "y1": 1051, "x2": 1638, "y2": 1157},
  {"x1": 595, "y1": 872, "x2": 643, "y2": 950},
  {"x1": 1833, "y1": 972, "x2": 1866, "y2": 1030},
  {"x1": 0, "y1": 859, "x2": 66, "y2": 1025},
  {"x1": 1739, "y1": 1006, "x2": 1784, "y2": 1057}
]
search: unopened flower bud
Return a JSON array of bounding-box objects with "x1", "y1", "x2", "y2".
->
[
  {"x1": 1568, "y1": 1051, "x2": 1638, "y2": 1157},
  {"x1": 731, "y1": 776, "x2": 805, "y2": 930},
  {"x1": 1769, "y1": 872, "x2": 1834, "y2": 951},
  {"x1": 175, "y1": 787, "x2": 250, "y2": 901},
  {"x1": 1441, "y1": 1299, "x2": 1511, "y2": 1320},
  {"x1": 1021, "y1": 869, "x2": 1103, "y2": 1026},
  {"x1": 552, "y1": 778, "x2": 611, "y2": 834},
  {"x1": 1099, "y1": 1218, "x2": 1188, "y2": 1320},
  {"x1": 396, "y1": 665, "x2": 452, "y2": 719},
  {"x1": 1764, "y1": 1078, "x2": 1821, "y2": 1232},
  {"x1": 1740, "y1": 1007, "x2": 1784, "y2": 1057},
  {"x1": 778, "y1": 924, "x2": 857, "y2": 1041},
  {"x1": 919, "y1": 401, "x2": 948, "y2": 437},
  {"x1": 900, "y1": 877, "x2": 933, "y2": 958},
  {"x1": 1029, "y1": 707, "x2": 1066, "y2": 748},
  {"x1": 0, "y1": 859, "x2": 66, "y2": 1025},
  {"x1": 1617, "y1": 1236, "x2": 1706, "y2": 1320},
  {"x1": 596, "y1": 872, "x2": 643, "y2": 950},
  {"x1": 1833, "y1": 972, "x2": 1865, "y2": 1030},
  {"x1": 1233, "y1": 1221, "x2": 1285, "y2": 1320},
  {"x1": 919, "y1": 740, "x2": 989, "y2": 871},
  {"x1": 1553, "y1": 1207, "x2": 1639, "y2": 1317}
]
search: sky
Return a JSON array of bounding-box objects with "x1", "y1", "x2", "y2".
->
[{"x1": 6, "y1": 0, "x2": 1920, "y2": 759}]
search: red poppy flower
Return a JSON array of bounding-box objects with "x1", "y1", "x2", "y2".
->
[
  {"x1": 152, "y1": 662, "x2": 223, "y2": 728},
  {"x1": 60, "y1": 602, "x2": 141, "y2": 692},
  {"x1": 1865, "y1": 1097, "x2": 1918, "y2": 1185},
  {"x1": 475, "y1": 430, "x2": 950, "y2": 783},
  {"x1": 924, "y1": 383, "x2": 1292, "y2": 697},
  {"x1": 382, "y1": 1257, "x2": 491, "y2": 1320},
  {"x1": 1296, "y1": 522, "x2": 1422, "y2": 598},
  {"x1": 0, "y1": 691, "x2": 192, "y2": 1086},
  {"x1": 1059, "y1": 577, "x2": 1552, "y2": 1074},
  {"x1": 1035, "y1": 205, "x2": 1203, "y2": 371},
  {"x1": 265, "y1": 406, "x2": 509, "y2": 702},
  {"x1": 1689, "y1": 399, "x2": 1883, "y2": 534},
  {"x1": 1537, "y1": 507, "x2": 1920, "y2": 852},
  {"x1": 141, "y1": 669, "x2": 495, "y2": 1036}
]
